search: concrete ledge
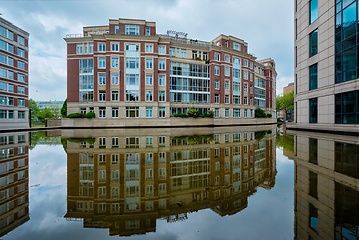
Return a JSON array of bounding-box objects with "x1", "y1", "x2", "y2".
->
[
  {"x1": 61, "y1": 117, "x2": 277, "y2": 128},
  {"x1": 287, "y1": 122, "x2": 359, "y2": 136},
  {"x1": 45, "y1": 119, "x2": 62, "y2": 127},
  {"x1": 0, "y1": 126, "x2": 61, "y2": 133}
]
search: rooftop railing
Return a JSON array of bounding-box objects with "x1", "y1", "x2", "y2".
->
[
  {"x1": 171, "y1": 39, "x2": 212, "y2": 47},
  {"x1": 65, "y1": 34, "x2": 85, "y2": 38},
  {"x1": 159, "y1": 34, "x2": 213, "y2": 47},
  {"x1": 66, "y1": 32, "x2": 103, "y2": 38}
]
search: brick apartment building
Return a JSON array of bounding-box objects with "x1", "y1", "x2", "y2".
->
[
  {"x1": 64, "y1": 18, "x2": 277, "y2": 126},
  {"x1": 64, "y1": 126, "x2": 276, "y2": 236},
  {"x1": 0, "y1": 16, "x2": 29, "y2": 129},
  {"x1": 0, "y1": 132, "x2": 29, "y2": 236}
]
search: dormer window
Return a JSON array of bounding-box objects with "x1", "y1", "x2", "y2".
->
[
  {"x1": 233, "y1": 41, "x2": 241, "y2": 51},
  {"x1": 125, "y1": 25, "x2": 139, "y2": 35}
]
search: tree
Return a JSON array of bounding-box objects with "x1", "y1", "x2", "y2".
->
[
  {"x1": 28, "y1": 99, "x2": 39, "y2": 122},
  {"x1": 37, "y1": 107, "x2": 55, "y2": 123},
  {"x1": 61, "y1": 99, "x2": 67, "y2": 118},
  {"x1": 276, "y1": 132, "x2": 294, "y2": 153},
  {"x1": 276, "y1": 91, "x2": 294, "y2": 121}
]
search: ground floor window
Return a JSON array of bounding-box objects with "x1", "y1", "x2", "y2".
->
[
  {"x1": 159, "y1": 136, "x2": 165, "y2": 146},
  {"x1": 309, "y1": 98, "x2": 318, "y2": 123},
  {"x1": 112, "y1": 107, "x2": 118, "y2": 118},
  {"x1": 126, "y1": 107, "x2": 139, "y2": 118},
  {"x1": 215, "y1": 108, "x2": 219, "y2": 118},
  {"x1": 146, "y1": 137, "x2": 153, "y2": 147},
  {"x1": 0, "y1": 110, "x2": 6, "y2": 119},
  {"x1": 170, "y1": 108, "x2": 209, "y2": 115},
  {"x1": 233, "y1": 108, "x2": 240, "y2": 118},
  {"x1": 243, "y1": 109, "x2": 247, "y2": 118},
  {"x1": 335, "y1": 90, "x2": 359, "y2": 124},
  {"x1": 159, "y1": 107, "x2": 165, "y2": 118},
  {"x1": 18, "y1": 111, "x2": 25, "y2": 119},
  {"x1": 225, "y1": 108, "x2": 229, "y2": 118},
  {"x1": 146, "y1": 107, "x2": 152, "y2": 118},
  {"x1": 99, "y1": 107, "x2": 106, "y2": 118}
]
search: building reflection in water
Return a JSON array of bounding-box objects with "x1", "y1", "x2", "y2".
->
[
  {"x1": 289, "y1": 130, "x2": 359, "y2": 240},
  {"x1": 0, "y1": 132, "x2": 29, "y2": 237},
  {"x1": 63, "y1": 126, "x2": 277, "y2": 237}
]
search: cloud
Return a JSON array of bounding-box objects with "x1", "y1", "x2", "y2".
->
[
  {"x1": 1, "y1": 0, "x2": 294, "y2": 101},
  {"x1": 276, "y1": 76, "x2": 294, "y2": 95}
]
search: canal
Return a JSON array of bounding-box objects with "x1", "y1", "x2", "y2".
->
[{"x1": 0, "y1": 125, "x2": 357, "y2": 239}]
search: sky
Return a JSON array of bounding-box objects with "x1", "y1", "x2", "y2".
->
[{"x1": 1, "y1": 0, "x2": 294, "y2": 101}]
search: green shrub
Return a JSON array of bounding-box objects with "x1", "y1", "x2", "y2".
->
[
  {"x1": 66, "y1": 113, "x2": 85, "y2": 118},
  {"x1": 277, "y1": 118, "x2": 283, "y2": 122},
  {"x1": 206, "y1": 110, "x2": 214, "y2": 118},
  {"x1": 187, "y1": 108, "x2": 199, "y2": 118},
  {"x1": 200, "y1": 112, "x2": 209, "y2": 118},
  {"x1": 255, "y1": 108, "x2": 266, "y2": 118},
  {"x1": 266, "y1": 113, "x2": 272, "y2": 118},
  {"x1": 200, "y1": 111, "x2": 214, "y2": 118},
  {"x1": 173, "y1": 113, "x2": 188, "y2": 118},
  {"x1": 255, "y1": 131, "x2": 267, "y2": 141},
  {"x1": 67, "y1": 138, "x2": 95, "y2": 144},
  {"x1": 85, "y1": 112, "x2": 95, "y2": 118}
]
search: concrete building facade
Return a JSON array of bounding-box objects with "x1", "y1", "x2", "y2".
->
[
  {"x1": 292, "y1": 0, "x2": 359, "y2": 132},
  {"x1": 0, "y1": 16, "x2": 29, "y2": 129},
  {"x1": 289, "y1": 130, "x2": 359, "y2": 239},
  {"x1": 64, "y1": 18, "x2": 277, "y2": 127}
]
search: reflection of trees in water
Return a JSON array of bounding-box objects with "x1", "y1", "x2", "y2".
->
[
  {"x1": 30, "y1": 131, "x2": 62, "y2": 150},
  {"x1": 30, "y1": 131, "x2": 45, "y2": 150},
  {"x1": 255, "y1": 130, "x2": 272, "y2": 141},
  {"x1": 276, "y1": 133, "x2": 294, "y2": 153},
  {"x1": 171, "y1": 134, "x2": 214, "y2": 145}
]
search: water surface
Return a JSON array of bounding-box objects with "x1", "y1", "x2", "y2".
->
[{"x1": 0, "y1": 125, "x2": 356, "y2": 239}]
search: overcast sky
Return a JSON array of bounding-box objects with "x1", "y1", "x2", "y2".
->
[{"x1": 1, "y1": 0, "x2": 294, "y2": 101}]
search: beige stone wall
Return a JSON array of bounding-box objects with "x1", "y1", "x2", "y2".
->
[
  {"x1": 295, "y1": 0, "x2": 335, "y2": 121},
  {"x1": 292, "y1": 130, "x2": 359, "y2": 239},
  {"x1": 45, "y1": 119, "x2": 62, "y2": 127},
  {"x1": 61, "y1": 117, "x2": 276, "y2": 128},
  {"x1": 294, "y1": 0, "x2": 354, "y2": 130},
  {"x1": 294, "y1": 0, "x2": 359, "y2": 131}
]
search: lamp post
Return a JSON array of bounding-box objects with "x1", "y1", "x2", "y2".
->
[{"x1": 28, "y1": 108, "x2": 32, "y2": 128}]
